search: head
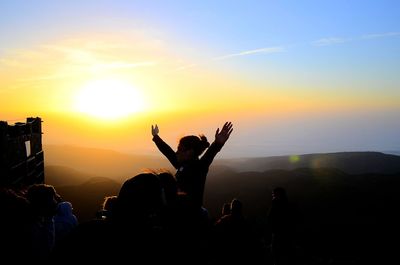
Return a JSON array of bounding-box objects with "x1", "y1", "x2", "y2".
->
[
  {"x1": 157, "y1": 172, "x2": 178, "y2": 206},
  {"x1": 56, "y1": 201, "x2": 74, "y2": 216},
  {"x1": 222, "y1": 203, "x2": 231, "y2": 216},
  {"x1": 176, "y1": 135, "x2": 210, "y2": 163},
  {"x1": 272, "y1": 187, "x2": 288, "y2": 202},
  {"x1": 26, "y1": 184, "x2": 59, "y2": 217},
  {"x1": 103, "y1": 195, "x2": 118, "y2": 211},
  {"x1": 114, "y1": 173, "x2": 163, "y2": 222},
  {"x1": 230, "y1": 198, "x2": 243, "y2": 217},
  {"x1": 99, "y1": 195, "x2": 118, "y2": 219}
]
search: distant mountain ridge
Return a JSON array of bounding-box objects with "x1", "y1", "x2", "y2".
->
[
  {"x1": 44, "y1": 145, "x2": 172, "y2": 182},
  {"x1": 383, "y1": 150, "x2": 400, "y2": 156},
  {"x1": 45, "y1": 145, "x2": 400, "y2": 179},
  {"x1": 215, "y1": 151, "x2": 400, "y2": 174}
]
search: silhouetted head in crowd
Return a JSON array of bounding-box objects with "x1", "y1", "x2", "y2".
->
[
  {"x1": 157, "y1": 171, "x2": 178, "y2": 205},
  {"x1": 0, "y1": 189, "x2": 31, "y2": 261},
  {"x1": 103, "y1": 195, "x2": 118, "y2": 212},
  {"x1": 176, "y1": 135, "x2": 210, "y2": 163},
  {"x1": 26, "y1": 184, "x2": 59, "y2": 217},
  {"x1": 222, "y1": 202, "x2": 231, "y2": 216},
  {"x1": 97, "y1": 195, "x2": 118, "y2": 219},
  {"x1": 114, "y1": 173, "x2": 163, "y2": 223},
  {"x1": 0, "y1": 188, "x2": 30, "y2": 222},
  {"x1": 56, "y1": 201, "x2": 75, "y2": 217},
  {"x1": 230, "y1": 198, "x2": 243, "y2": 217},
  {"x1": 272, "y1": 187, "x2": 288, "y2": 203}
]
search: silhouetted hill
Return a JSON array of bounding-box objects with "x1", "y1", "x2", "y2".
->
[
  {"x1": 45, "y1": 146, "x2": 400, "y2": 181},
  {"x1": 45, "y1": 165, "x2": 99, "y2": 186},
  {"x1": 45, "y1": 165, "x2": 120, "y2": 222},
  {"x1": 44, "y1": 145, "x2": 172, "y2": 182},
  {"x1": 56, "y1": 176, "x2": 121, "y2": 222},
  {"x1": 215, "y1": 151, "x2": 400, "y2": 174},
  {"x1": 384, "y1": 150, "x2": 400, "y2": 156}
]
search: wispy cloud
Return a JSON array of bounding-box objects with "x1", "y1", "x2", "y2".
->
[
  {"x1": 174, "y1": 63, "x2": 198, "y2": 72},
  {"x1": 362, "y1": 32, "x2": 400, "y2": 39},
  {"x1": 312, "y1": 31, "x2": 400, "y2": 47},
  {"x1": 0, "y1": 58, "x2": 26, "y2": 68},
  {"x1": 0, "y1": 41, "x2": 157, "y2": 81},
  {"x1": 90, "y1": 61, "x2": 156, "y2": 72},
  {"x1": 312, "y1": 37, "x2": 350, "y2": 46},
  {"x1": 213, "y1": 46, "x2": 285, "y2": 61},
  {"x1": 173, "y1": 46, "x2": 285, "y2": 72},
  {"x1": 16, "y1": 61, "x2": 157, "y2": 82}
]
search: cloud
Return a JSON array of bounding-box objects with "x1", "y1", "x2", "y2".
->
[
  {"x1": 0, "y1": 41, "x2": 157, "y2": 80},
  {"x1": 0, "y1": 58, "x2": 26, "y2": 68},
  {"x1": 172, "y1": 46, "x2": 284, "y2": 72},
  {"x1": 173, "y1": 63, "x2": 198, "y2": 72},
  {"x1": 312, "y1": 37, "x2": 350, "y2": 46},
  {"x1": 312, "y1": 32, "x2": 400, "y2": 47},
  {"x1": 16, "y1": 60, "x2": 157, "y2": 82},
  {"x1": 362, "y1": 32, "x2": 400, "y2": 39},
  {"x1": 90, "y1": 61, "x2": 157, "y2": 72},
  {"x1": 213, "y1": 46, "x2": 285, "y2": 61}
]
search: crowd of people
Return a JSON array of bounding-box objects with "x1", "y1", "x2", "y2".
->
[{"x1": 0, "y1": 122, "x2": 297, "y2": 264}]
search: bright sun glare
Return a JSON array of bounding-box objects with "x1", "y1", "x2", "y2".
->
[{"x1": 75, "y1": 79, "x2": 146, "y2": 120}]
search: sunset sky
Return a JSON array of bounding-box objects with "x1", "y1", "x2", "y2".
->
[{"x1": 1, "y1": 0, "x2": 399, "y2": 157}]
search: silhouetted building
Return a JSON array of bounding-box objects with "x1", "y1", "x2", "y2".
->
[{"x1": 0, "y1": 117, "x2": 44, "y2": 187}]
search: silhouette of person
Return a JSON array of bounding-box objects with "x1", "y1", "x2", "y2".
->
[
  {"x1": 26, "y1": 184, "x2": 60, "y2": 262},
  {"x1": 268, "y1": 187, "x2": 296, "y2": 265},
  {"x1": 221, "y1": 202, "x2": 231, "y2": 217},
  {"x1": 96, "y1": 195, "x2": 118, "y2": 220},
  {"x1": 0, "y1": 188, "x2": 32, "y2": 263},
  {"x1": 157, "y1": 171, "x2": 178, "y2": 207},
  {"x1": 215, "y1": 199, "x2": 244, "y2": 225},
  {"x1": 54, "y1": 201, "x2": 78, "y2": 244},
  {"x1": 51, "y1": 173, "x2": 170, "y2": 263},
  {"x1": 151, "y1": 122, "x2": 233, "y2": 209},
  {"x1": 213, "y1": 198, "x2": 262, "y2": 264}
]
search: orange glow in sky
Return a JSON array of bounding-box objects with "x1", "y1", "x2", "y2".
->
[{"x1": 1, "y1": 1, "x2": 399, "y2": 156}]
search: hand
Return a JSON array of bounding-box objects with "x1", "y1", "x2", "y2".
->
[
  {"x1": 215, "y1": 122, "x2": 233, "y2": 145},
  {"x1": 151, "y1": 124, "x2": 159, "y2": 136}
]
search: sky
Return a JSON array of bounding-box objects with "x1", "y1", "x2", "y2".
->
[{"x1": 0, "y1": 0, "x2": 399, "y2": 157}]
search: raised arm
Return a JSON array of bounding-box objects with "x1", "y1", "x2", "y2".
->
[
  {"x1": 201, "y1": 122, "x2": 233, "y2": 166},
  {"x1": 151, "y1": 124, "x2": 179, "y2": 169}
]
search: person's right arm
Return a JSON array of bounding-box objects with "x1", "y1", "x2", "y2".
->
[{"x1": 151, "y1": 124, "x2": 179, "y2": 169}]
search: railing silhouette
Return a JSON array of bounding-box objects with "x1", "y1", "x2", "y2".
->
[{"x1": 0, "y1": 117, "x2": 44, "y2": 187}]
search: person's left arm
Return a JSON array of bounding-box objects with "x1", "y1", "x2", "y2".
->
[{"x1": 201, "y1": 122, "x2": 233, "y2": 166}]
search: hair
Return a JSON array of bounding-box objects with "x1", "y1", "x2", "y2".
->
[
  {"x1": 230, "y1": 198, "x2": 243, "y2": 216},
  {"x1": 114, "y1": 173, "x2": 163, "y2": 222},
  {"x1": 222, "y1": 202, "x2": 231, "y2": 216},
  {"x1": 103, "y1": 195, "x2": 118, "y2": 211},
  {"x1": 26, "y1": 184, "x2": 59, "y2": 217},
  {"x1": 179, "y1": 134, "x2": 210, "y2": 157},
  {"x1": 272, "y1": 187, "x2": 288, "y2": 203},
  {"x1": 157, "y1": 172, "x2": 178, "y2": 205}
]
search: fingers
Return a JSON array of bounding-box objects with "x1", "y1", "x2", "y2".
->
[
  {"x1": 216, "y1": 122, "x2": 233, "y2": 137},
  {"x1": 227, "y1": 126, "x2": 233, "y2": 136},
  {"x1": 151, "y1": 124, "x2": 159, "y2": 136},
  {"x1": 215, "y1": 128, "x2": 220, "y2": 137},
  {"x1": 222, "y1": 121, "x2": 233, "y2": 132}
]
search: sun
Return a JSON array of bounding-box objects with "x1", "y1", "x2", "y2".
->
[{"x1": 75, "y1": 79, "x2": 146, "y2": 120}]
